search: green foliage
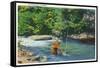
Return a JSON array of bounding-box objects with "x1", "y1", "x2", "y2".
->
[{"x1": 18, "y1": 6, "x2": 95, "y2": 37}]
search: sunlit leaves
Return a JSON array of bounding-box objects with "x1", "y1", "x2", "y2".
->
[{"x1": 18, "y1": 6, "x2": 95, "y2": 36}]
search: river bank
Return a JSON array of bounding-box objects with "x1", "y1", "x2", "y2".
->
[
  {"x1": 67, "y1": 33, "x2": 95, "y2": 44},
  {"x1": 17, "y1": 48, "x2": 48, "y2": 64}
]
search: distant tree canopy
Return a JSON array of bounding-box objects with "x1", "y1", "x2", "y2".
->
[{"x1": 18, "y1": 6, "x2": 95, "y2": 37}]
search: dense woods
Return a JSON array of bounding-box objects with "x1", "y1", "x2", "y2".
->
[{"x1": 18, "y1": 6, "x2": 95, "y2": 39}]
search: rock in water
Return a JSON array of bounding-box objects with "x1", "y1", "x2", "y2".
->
[
  {"x1": 39, "y1": 56, "x2": 47, "y2": 62},
  {"x1": 62, "y1": 52, "x2": 67, "y2": 56},
  {"x1": 33, "y1": 55, "x2": 40, "y2": 61}
]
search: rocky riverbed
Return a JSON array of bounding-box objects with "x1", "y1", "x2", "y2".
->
[
  {"x1": 68, "y1": 33, "x2": 95, "y2": 44},
  {"x1": 17, "y1": 49, "x2": 47, "y2": 64}
]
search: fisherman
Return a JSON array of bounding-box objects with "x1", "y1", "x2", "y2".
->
[{"x1": 51, "y1": 40, "x2": 60, "y2": 55}]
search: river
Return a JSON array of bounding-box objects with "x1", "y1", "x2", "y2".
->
[{"x1": 19, "y1": 37, "x2": 96, "y2": 62}]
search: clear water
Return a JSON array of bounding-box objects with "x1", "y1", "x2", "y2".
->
[{"x1": 22, "y1": 38, "x2": 95, "y2": 62}]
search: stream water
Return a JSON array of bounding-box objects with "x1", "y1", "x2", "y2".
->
[{"x1": 20, "y1": 37, "x2": 96, "y2": 62}]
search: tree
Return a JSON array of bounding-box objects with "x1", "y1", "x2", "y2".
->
[{"x1": 18, "y1": 5, "x2": 95, "y2": 39}]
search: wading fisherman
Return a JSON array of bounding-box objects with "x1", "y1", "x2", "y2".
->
[{"x1": 51, "y1": 41, "x2": 60, "y2": 55}]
